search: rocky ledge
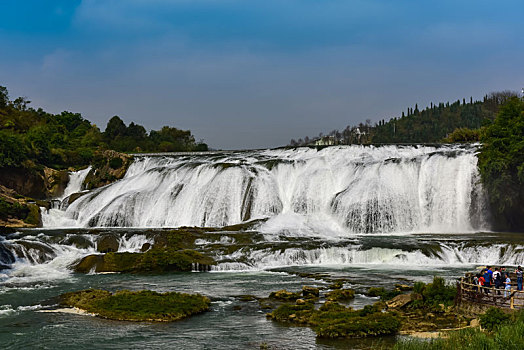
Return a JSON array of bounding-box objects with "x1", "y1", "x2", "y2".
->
[{"x1": 59, "y1": 289, "x2": 210, "y2": 322}]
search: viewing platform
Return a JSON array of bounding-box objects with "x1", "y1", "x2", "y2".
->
[{"x1": 457, "y1": 273, "x2": 524, "y2": 311}]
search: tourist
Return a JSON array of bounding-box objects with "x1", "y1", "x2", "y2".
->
[
  {"x1": 516, "y1": 266, "x2": 523, "y2": 291},
  {"x1": 504, "y1": 274, "x2": 511, "y2": 298},
  {"x1": 493, "y1": 268, "x2": 502, "y2": 294},
  {"x1": 473, "y1": 274, "x2": 479, "y2": 291},
  {"x1": 483, "y1": 268, "x2": 492, "y2": 293},
  {"x1": 478, "y1": 274, "x2": 486, "y2": 294}
]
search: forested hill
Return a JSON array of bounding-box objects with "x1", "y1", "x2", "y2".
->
[
  {"x1": 0, "y1": 85, "x2": 208, "y2": 170},
  {"x1": 289, "y1": 91, "x2": 518, "y2": 146}
]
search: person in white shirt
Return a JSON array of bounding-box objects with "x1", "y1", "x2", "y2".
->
[{"x1": 504, "y1": 275, "x2": 511, "y2": 298}]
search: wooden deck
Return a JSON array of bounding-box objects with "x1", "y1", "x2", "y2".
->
[{"x1": 458, "y1": 276, "x2": 524, "y2": 310}]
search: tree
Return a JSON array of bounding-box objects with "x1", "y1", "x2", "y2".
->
[
  {"x1": 0, "y1": 130, "x2": 27, "y2": 167},
  {"x1": 0, "y1": 86, "x2": 8, "y2": 107},
  {"x1": 104, "y1": 116, "x2": 127, "y2": 140},
  {"x1": 478, "y1": 97, "x2": 524, "y2": 230}
]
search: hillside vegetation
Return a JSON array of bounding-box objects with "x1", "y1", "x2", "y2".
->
[
  {"x1": 289, "y1": 91, "x2": 516, "y2": 146},
  {"x1": 478, "y1": 97, "x2": 524, "y2": 231},
  {"x1": 0, "y1": 85, "x2": 207, "y2": 171}
]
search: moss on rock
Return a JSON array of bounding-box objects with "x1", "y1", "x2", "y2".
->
[
  {"x1": 325, "y1": 288, "x2": 355, "y2": 302},
  {"x1": 59, "y1": 289, "x2": 210, "y2": 322},
  {"x1": 268, "y1": 289, "x2": 302, "y2": 301},
  {"x1": 74, "y1": 248, "x2": 215, "y2": 273},
  {"x1": 0, "y1": 191, "x2": 41, "y2": 228},
  {"x1": 267, "y1": 298, "x2": 400, "y2": 338}
]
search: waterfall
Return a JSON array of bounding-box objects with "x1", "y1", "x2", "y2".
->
[
  {"x1": 59, "y1": 166, "x2": 92, "y2": 200},
  {"x1": 42, "y1": 145, "x2": 490, "y2": 234}
]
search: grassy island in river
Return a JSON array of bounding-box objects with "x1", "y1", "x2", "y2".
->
[{"x1": 59, "y1": 289, "x2": 210, "y2": 322}]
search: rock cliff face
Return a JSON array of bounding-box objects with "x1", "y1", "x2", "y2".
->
[
  {"x1": 0, "y1": 185, "x2": 42, "y2": 227},
  {"x1": 0, "y1": 167, "x2": 46, "y2": 199},
  {"x1": 0, "y1": 150, "x2": 133, "y2": 228},
  {"x1": 83, "y1": 150, "x2": 133, "y2": 190},
  {"x1": 0, "y1": 166, "x2": 68, "y2": 200}
]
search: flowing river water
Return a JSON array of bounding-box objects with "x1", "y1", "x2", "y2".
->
[{"x1": 1, "y1": 145, "x2": 523, "y2": 349}]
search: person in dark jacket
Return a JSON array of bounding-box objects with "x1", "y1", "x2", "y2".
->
[{"x1": 516, "y1": 266, "x2": 523, "y2": 291}]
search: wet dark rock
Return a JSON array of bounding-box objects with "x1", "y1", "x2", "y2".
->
[
  {"x1": 237, "y1": 295, "x2": 257, "y2": 302},
  {"x1": 140, "y1": 243, "x2": 151, "y2": 252},
  {"x1": 96, "y1": 234, "x2": 119, "y2": 253},
  {"x1": 62, "y1": 235, "x2": 93, "y2": 249},
  {"x1": 65, "y1": 192, "x2": 88, "y2": 206},
  {"x1": 0, "y1": 242, "x2": 16, "y2": 268}
]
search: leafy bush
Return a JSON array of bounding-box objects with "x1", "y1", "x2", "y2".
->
[
  {"x1": 0, "y1": 130, "x2": 28, "y2": 167},
  {"x1": 0, "y1": 198, "x2": 29, "y2": 221},
  {"x1": 367, "y1": 286, "x2": 401, "y2": 301},
  {"x1": 269, "y1": 299, "x2": 400, "y2": 338},
  {"x1": 422, "y1": 277, "x2": 456, "y2": 307},
  {"x1": 479, "y1": 307, "x2": 510, "y2": 332},
  {"x1": 108, "y1": 157, "x2": 123, "y2": 169},
  {"x1": 444, "y1": 127, "x2": 481, "y2": 142}
]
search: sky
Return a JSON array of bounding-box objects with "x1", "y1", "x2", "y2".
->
[{"x1": 0, "y1": 1, "x2": 523, "y2": 149}]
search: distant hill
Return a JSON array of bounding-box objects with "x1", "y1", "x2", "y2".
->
[{"x1": 289, "y1": 91, "x2": 518, "y2": 146}]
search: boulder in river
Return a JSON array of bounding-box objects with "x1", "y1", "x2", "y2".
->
[{"x1": 96, "y1": 234, "x2": 119, "y2": 253}]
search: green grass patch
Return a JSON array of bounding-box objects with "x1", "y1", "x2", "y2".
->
[
  {"x1": 60, "y1": 289, "x2": 210, "y2": 322},
  {"x1": 393, "y1": 309, "x2": 524, "y2": 350}
]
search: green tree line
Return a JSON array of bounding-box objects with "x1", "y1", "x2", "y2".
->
[
  {"x1": 289, "y1": 91, "x2": 517, "y2": 146},
  {"x1": 0, "y1": 85, "x2": 208, "y2": 170}
]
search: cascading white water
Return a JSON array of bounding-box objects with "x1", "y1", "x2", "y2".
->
[
  {"x1": 59, "y1": 166, "x2": 92, "y2": 200},
  {"x1": 42, "y1": 145, "x2": 489, "y2": 234},
  {"x1": 0, "y1": 232, "x2": 152, "y2": 285},
  {"x1": 211, "y1": 243, "x2": 524, "y2": 271}
]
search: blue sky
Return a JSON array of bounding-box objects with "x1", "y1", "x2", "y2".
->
[{"x1": 1, "y1": 0, "x2": 523, "y2": 149}]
